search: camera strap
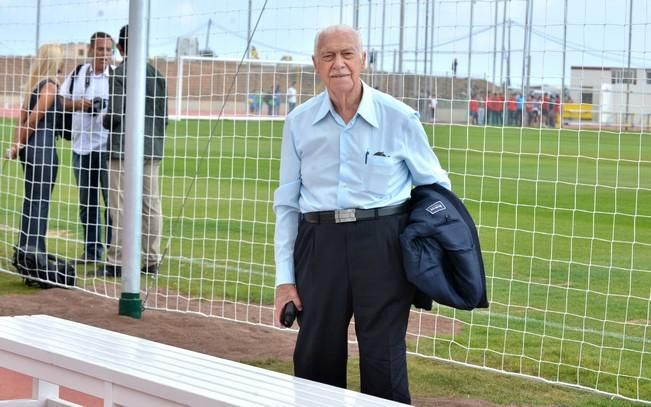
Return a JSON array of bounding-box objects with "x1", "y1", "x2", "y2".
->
[
  {"x1": 67, "y1": 63, "x2": 84, "y2": 95},
  {"x1": 84, "y1": 67, "x2": 91, "y2": 90}
]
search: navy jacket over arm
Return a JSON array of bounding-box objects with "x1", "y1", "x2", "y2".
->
[{"x1": 402, "y1": 183, "x2": 489, "y2": 311}]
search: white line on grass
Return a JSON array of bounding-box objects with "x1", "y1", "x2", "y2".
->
[
  {"x1": 172, "y1": 255, "x2": 650, "y2": 345},
  {"x1": 476, "y1": 310, "x2": 651, "y2": 344}
]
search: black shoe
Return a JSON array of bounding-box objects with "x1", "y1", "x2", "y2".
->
[
  {"x1": 141, "y1": 264, "x2": 159, "y2": 275},
  {"x1": 95, "y1": 265, "x2": 121, "y2": 278},
  {"x1": 76, "y1": 253, "x2": 101, "y2": 265}
]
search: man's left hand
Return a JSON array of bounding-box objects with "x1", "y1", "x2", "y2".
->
[{"x1": 274, "y1": 284, "x2": 302, "y2": 327}]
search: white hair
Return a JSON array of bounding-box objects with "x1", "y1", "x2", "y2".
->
[{"x1": 313, "y1": 25, "x2": 364, "y2": 57}]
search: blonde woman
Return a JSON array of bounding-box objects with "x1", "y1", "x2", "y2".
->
[{"x1": 6, "y1": 44, "x2": 64, "y2": 255}]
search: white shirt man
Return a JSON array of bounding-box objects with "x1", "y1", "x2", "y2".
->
[
  {"x1": 60, "y1": 32, "x2": 114, "y2": 264},
  {"x1": 286, "y1": 83, "x2": 297, "y2": 113},
  {"x1": 429, "y1": 95, "x2": 438, "y2": 122},
  {"x1": 60, "y1": 64, "x2": 111, "y2": 154}
]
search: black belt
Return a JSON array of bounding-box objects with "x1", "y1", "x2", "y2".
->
[{"x1": 302, "y1": 202, "x2": 410, "y2": 224}]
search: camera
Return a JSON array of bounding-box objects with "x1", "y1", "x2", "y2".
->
[{"x1": 85, "y1": 97, "x2": 106, "y2": 115}]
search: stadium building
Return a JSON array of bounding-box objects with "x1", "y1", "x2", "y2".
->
[{"x1": 570, "y1": 66, "x2": 651, "y2": 128}]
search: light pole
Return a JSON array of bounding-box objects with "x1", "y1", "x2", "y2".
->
[
  {"x1": 561, "y1": 0, "x2": 568, "y2": 125},
  {"x1": 381, "y1": 0, "x2": 386, "y2": 71},
  {"x1": 353, "y1": 0, "x2": 359, "y2": 30},
  {"x1": 367, "y1": 0, "x2": 372, "y2": 53},
  {"x1": 247, "y1": 0, "x2": 252, "y2": 55},
  {"x1": 35, "y1": 0, "x2": 41, "y2": 55},
  {"x1": 467, "y1": 0, "x2": 475, "y2": 100},
  {"x1": 526, "y1": 1, "x2": 533, "y2": 91},
  {"x1": 415, "y1": 0, "x2": 420, "y2": 73},
  {"x1": 430, "y1": 0, "x2": 435, "y2": 76},
  {"x1": 499, "y1": 0, "x2": 507, "y2": 87},
  {"x1": 424, "y1": 0, "x2": 429, "y2": 77},
  {"x1": 625, "y1": 0, "x2": 634, "y2": 128},
  {"x1": 492, "y1": 0, "x2": 499, "y2": 86},
  {"x1": 520, "y1": 0, "x2": 533, "y2": 96},
  {"x1": 398, "y1": 0, "x2": 404, "y2": 73},
  {"x1": 506, "y1": 18, "x2": 511, "y2": 88}
]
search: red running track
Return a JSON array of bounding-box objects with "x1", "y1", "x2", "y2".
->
[{"x1": 0, "y1": 367, "x2": 102, "y2": 406}]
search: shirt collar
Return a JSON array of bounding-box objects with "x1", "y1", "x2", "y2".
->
[
  {"x1": 87, "y1": 64, "x2": 111, "y2": 76},
  {"x1": 356, "y1": 81, "x2": 379, "y2": 128},
  {"x1": 312, "y1": 80, "x2": 379, "y2": 128}
]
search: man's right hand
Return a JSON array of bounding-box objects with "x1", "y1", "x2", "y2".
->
[
  {"x1": 4, "y1": 145, "x2": 18, "y2": 160},
  {"x1": 63, "y1": 98, "x2": 92, "y2": 112},
  {"x1": 76, "y1": 99, "x2": 93, "y2": 111},
  {"x1": 274, "y1": 284, "x2": 302, "y2": 328}
]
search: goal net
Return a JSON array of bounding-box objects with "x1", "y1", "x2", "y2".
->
[
  {"x1": 0, "y1": 0, "x2": 649, "y2": 403},
  {"x1": 171, "y1": 56, "x2": 316, "y2": 120}
]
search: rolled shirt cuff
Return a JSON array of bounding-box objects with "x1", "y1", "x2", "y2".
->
[{"x1": 274, "y1": 260, "x2": 296, "y2": 287}]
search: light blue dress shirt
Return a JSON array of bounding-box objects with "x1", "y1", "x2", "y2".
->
[{"x1": 274, "y1": 81, "x2": 451, "y2": 286}]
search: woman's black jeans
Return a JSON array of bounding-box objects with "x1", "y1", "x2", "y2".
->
[{"x1": 18, "y1": 129, "x2": 58, "y2": 253}]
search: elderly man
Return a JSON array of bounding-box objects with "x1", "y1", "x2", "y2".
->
[{"x1": 273, "y1": 25, "x2": 450, "y2": 403}]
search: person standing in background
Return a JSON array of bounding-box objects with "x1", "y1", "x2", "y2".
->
[
  {"x1": 496, "y1": 92, "x2": 505, "y2": 125},
  {"x1": 262, "y1": 88, "x2": 274, "y2": 115},
  {"x1": 477, "y1": 92, "x2": 486, "y2": 125},
  {"x1": 469, "y1": 94, "x2": 479, "y2": 125},
  {"x1": 250, "y1": 46, "x2": 259, "y2": 59},
  {"x1": 550, "y1": 94, "x2": 560, "y2": 128},
  {"x1": 99, "y1": 25, "x2": 168, "y2": 278},
  {"x1": 542, "y1": 92, "x2": 550, "y2": 127},
  {"x1": 273, "y1": 84, "x2": 281, "y2": 116},
  {"x1": 5, "y1": 44, "x2": 64, "y2": 258},
  {"x1": 525, "y1": 94, "x2": 534, "y2": 126},
  {"x1": 286, "y1": 81, "x2": 297, "y2": 114},
  {"x1": 429, "y1": 93, "x2": 437, "y2": 123},
  {"x1": 516, "y1": 92, "x2": 524, "y2": 126},
  {"x1": 507, "y1": 93, "x2": 517, "y2": 126},
  {"x1": 60, "y1": 32, "x2": 114, "y2": 264}
]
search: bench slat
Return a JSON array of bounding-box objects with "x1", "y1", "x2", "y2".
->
[{"x1": 0, "y1": 315, "x2": 406, "y2": 407}]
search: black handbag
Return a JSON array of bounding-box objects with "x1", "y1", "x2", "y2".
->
[{"x1": 12, "y1": 247, "x2": 76, "y2": 289}]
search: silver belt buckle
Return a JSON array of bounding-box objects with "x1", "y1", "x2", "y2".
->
[{"x1": 334, "y1": 208, "x2": 356, "y2": 223}]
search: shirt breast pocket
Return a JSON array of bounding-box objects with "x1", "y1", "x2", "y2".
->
[{"x1": 364, "y1": 154, "x2": 397, "y2": 194}]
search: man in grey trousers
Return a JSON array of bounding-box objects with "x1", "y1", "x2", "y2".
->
[{"x1": 99, "y1": 24, "x2": 168, "y2": 277}]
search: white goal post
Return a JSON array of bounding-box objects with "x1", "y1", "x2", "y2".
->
[{"x1": 172, "y1": 56, "x2": 316, "y2": 120}]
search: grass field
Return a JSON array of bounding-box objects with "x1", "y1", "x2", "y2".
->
[
  {"x1": 1, "y1": 119, "x2": 649, "y2": 404},
  {"x1": 427, "y1": 124, "x2": 651, "y2": 402}
]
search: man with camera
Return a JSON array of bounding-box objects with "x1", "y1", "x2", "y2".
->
[{"x1": 60, "y1": 32, "x2": 114, "y2": 264}]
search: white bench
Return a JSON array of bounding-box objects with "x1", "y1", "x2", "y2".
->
[{"x1": 0, "y1": 314, "x2": 407, "y2": 407}]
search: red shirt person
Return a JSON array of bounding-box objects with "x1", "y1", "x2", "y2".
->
[{"x1": 469, "y1": 97, "x2": 479, "y2": 125}]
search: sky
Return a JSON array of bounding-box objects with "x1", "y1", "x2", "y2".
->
[{"x1": 0, "y1": 0, "x2": 649, "y2": 88}]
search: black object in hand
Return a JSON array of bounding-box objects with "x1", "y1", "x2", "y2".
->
[
  {"x1": 86, "y1": 97, "x2": 106, "y2": 115},
  {"x1": 281, "y1": 301, "x2": 297, "y2": 328}
]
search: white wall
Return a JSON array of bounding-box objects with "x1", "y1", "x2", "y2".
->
[{"x1": 570, "y1": 67, "x2": 651, "y2": 126}]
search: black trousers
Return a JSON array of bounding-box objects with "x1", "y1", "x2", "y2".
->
[
  {"x1": 293, "y1": 213, "x2": 414, "y2": 404},
  {"x1": 18, "y1": 129, "x2": 58, "y2": 253},
  {"x1": 73, "y1": 151, "x2": 112, "y2": 259}
]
